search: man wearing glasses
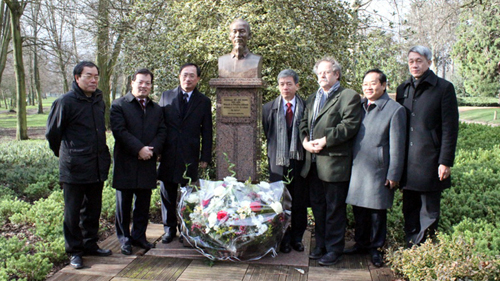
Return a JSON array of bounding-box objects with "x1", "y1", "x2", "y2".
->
[{"x1": 46, "y1": 61, "x2": 112, "y2": 269}]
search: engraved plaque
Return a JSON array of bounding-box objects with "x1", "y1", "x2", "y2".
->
[{"x1": 221, "y1": 96, "x2": 251, "y2": 117}]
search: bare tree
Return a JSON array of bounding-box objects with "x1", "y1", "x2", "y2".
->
[
  {"x1": 0, "y1": 1, "x2": 12, "y2": 92},
  {"x1": 5, "y1": 0, "x2": 28, "y2": 140}
]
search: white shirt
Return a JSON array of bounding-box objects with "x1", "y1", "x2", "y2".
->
[
  {"x1": 282, "y1": 96, "x2": 296, "y2": 115},
  {"x1": 182, "y1": 91, "x2": 193, "y2": 102}
]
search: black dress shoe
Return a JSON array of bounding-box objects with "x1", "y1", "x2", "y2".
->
[
  {"x1": 132, "y1": 240, "x2": 155, "y2": 250},
  {"x1": 292, "y1": 242, "x2": 304, "y2": 252},
  {"x1": 70, "y1": 255, "x2": 83, "y2": 269},
  {"x1": 121, "y1": 244, "x2": 132, "y2": 255},
  {"x1": 84, "y1": 248, "x2": 112, "y2": 256},
  {"x1": 179, "y1": 235, "x2": 184, "y2": 243},
  {"x1": 309, "y1": 247, "x2": 326, "y2": 259},
  {"x1": 318, "y1": 252, "x2": 342, "y2": 266},
  {"x1": 280, "y1": 243, "x2": 292, "y2": 253},
  {"x1": 162, "y1": 232, "x2": 175, "y2": 244},
  {"x1": 371, "y1": 250, "x2": 383, "y2": 267},
  {"x1": 343, "y1": 244, "x2": 367, "y2": 255}
]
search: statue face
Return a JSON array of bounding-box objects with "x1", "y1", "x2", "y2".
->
[{"x1": 229, "y1": 20, "x2": 250, "y2": 49}]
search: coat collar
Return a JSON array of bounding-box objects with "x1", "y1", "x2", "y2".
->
[
  {"x1": 72, "y1": 81, "x2": 102, "y2": 102},
  {"x1": 315, "y1": 86, "x2": 343, "y2": 119},
  {"x1": 361, "y1": 92, "x2": 391, "y2": 111},
  {"x1": 402, "y1": 69, "x2": 438, "y2": 88}
]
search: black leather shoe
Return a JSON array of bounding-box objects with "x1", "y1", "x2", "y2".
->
[
  {"x1": 371, "y1": 250, "x2": 383, "y2": 267},
  {"x1": 121, "y1": 244, "x2": 132, "y2": 255},
  {"x1": 162, "y1": 232, "x2": 175, "y2": 244},
  {"x1": 318, "y1": 252, "x2": 342, "y2": 266},
  {"x1": 84, "y1": 248, "x2": 112, "y2": 256},
  {"x1": 309, "y1": 247, "x2": 326, "y2": 259},
  {"x1": 280, "y1": 243, "x2": 291, "y2": 253},
  {"x1": 132, "y1": 240, "x2": 155, "y2": 250},
  {"x1": 292, "y1": 242, "x2": 305, "y2": 252},
  {"x1": 343, "y1": 244, "x2": 367, "y2": 255},
  {"x1": 70, "y1": 255, "x2": 83, "y2": 269},
  {"x1": 179, "y1": 235, "x2": 184, "y2": 243}
]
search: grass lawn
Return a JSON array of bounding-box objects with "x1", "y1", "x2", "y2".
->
[
  {"x1": 0, "y1": 97, "x2": 56, "y2": 128},
  {"x1": 459, "y1": 107, "x2": 500, "y2": 124}
]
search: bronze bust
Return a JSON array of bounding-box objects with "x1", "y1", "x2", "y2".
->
[{"x1": 218, "y1": 19, "x2": 262, "y2": 78}]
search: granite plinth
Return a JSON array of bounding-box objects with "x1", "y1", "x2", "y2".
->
[{"x1": 210, "y1": 78, "x2": 264, "y2": 181}]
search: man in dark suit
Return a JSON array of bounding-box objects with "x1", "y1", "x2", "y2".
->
[
  {"x1": 396, "y1": 46, "x2": 459, "y2": 247},
  {"x1": 110, "y1": 68, "x2": 167, "y2": 255},
  {"x1": 262, "y1": 69, "x2": 308, "y2": 254},
  {"x1": 158, "y1": 63, "x2": 213, "y2": 243},
  {"x1": 300, "y1": 57, "x2": 362, "y2": 266}
]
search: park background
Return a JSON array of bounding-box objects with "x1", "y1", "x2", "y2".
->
[{"x1": 0, "y1": 0, "x2": 499, "y2": 280}]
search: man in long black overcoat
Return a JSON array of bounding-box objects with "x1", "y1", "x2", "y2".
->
[{"x1": 396, "y1": 45, "x2": 459, "y2": 247}]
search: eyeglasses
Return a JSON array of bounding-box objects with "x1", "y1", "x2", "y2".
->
[{"x1": 81, "y1": 74, "x2": 100, "y2": 81}]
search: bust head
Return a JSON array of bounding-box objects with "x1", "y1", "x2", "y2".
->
[{"x1": 229, "y1": 19, "x2": 251, "y2": 59}]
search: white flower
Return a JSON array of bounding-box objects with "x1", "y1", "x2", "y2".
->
[
  {"x1": 239, "y1": 213, "x2": 247, "y2": 220},
  {"x1": 186, "y1": 193, "x2": 199, "y2": 204},
  {"x1": 214, "y1": 185, "x2": 226, "y2": 197},
  {"x1": 223, "y1": 176, "x2": 238, "y2": 183},
  {"x1": 208, "y1": 213, "x2": 218, "y2": 228},
  {"x1": 257, "y1": 224, "x2": 268, "y2": 235},
  {"x1": 258, "y1": 181, "x2": 271, "y2": 189},
  {"x1": 270, "y1": 202, "x2": 283, "y2": 214}
]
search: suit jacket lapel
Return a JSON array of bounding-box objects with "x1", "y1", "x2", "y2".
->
[
  {"x1": 315, "y1": 87, "x2": 342, "y2": 120},
  {"x1": 183, "y1": 88, "x2": 202, "y2": 119}
]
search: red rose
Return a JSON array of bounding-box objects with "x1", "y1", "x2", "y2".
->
[
  {"x1": 202, "y1": 199, "x2": 210, "y2": 207},
  {"x1": 250, "y1": 201, "x2": 261, "y2": 212},
  {"x1": 217, "y1": 210, "x2": 228, "y2": 221}
]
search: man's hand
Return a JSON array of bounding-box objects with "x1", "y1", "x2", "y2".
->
[
  {"x1": 200, "y1": 161, "x2": 208, "y2": 169},
  {"x1": 311, "y1": 137, "x2": 326, "y2": 151},
  {"x1": 385, "y1": 179, "x2": 399, "y2": 189},
  {"x1": 138, "y1": 146, "x2": 154, "y2": 160},
  {"x1": 438, "y1": 164, "x2": 451, "y2": 181}
]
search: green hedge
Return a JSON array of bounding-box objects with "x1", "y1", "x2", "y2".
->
[{"x1": 388, "y1": 123, "x2": 500, "y2": 280}]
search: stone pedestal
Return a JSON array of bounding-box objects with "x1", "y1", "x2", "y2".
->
[{"x1": 210, "y1": 78, "x2": 264, "y2": 181}]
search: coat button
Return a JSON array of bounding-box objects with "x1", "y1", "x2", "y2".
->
[
  {"x1": 410, "y1": 142, "x2": 413, "y2": 146},
  {"x1": 410, "y1": 127, "x2": 414, "y2": 132},
  {"x1": 411, "y1": 113, "x2": 415, "y2": 116}
]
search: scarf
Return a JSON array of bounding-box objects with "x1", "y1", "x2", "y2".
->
[{"x1": 275, "y1": 95, "x2": 304, "y2": 166}]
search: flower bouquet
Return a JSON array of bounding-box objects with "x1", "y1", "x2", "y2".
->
[{"x1": 178, "y1": 176, "x2": 291, "y2": 261}]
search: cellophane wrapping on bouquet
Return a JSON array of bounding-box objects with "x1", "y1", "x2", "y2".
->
[{"x1": 178, "y1": 176, "x2": 292, "y2": 261}]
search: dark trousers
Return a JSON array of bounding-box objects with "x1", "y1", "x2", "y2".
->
[
  {"x1": 403, "y1": 189, "x2": 442, "y2": 246},
  {"x1": 352, "y1": 206, "x2": 387, "y2": 250},
  {"x1": 160, "y1": 181, "x2": 179, "y2": 235},
  {"x1": 308, "y1": 164, "x2": 349, "y2": 254},
  {"x1": 63, "y1": 182, "x2": 104, "y2": 255},
  {"x1": 115, "y1": 189, "x2": 152, "y2": 246},
  {"x1": 282, "y1": 169, "x2": 309, "y2": 245}
]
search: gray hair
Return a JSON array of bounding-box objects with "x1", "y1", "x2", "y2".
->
[
  {"x1": 408, "y1": 45, "x2": 432, "y2": 61},
  {"x1": 313, "y1": 57, "x2": 342, "y2": 79},
  {"x1": 277, "y1": 69, "x2": 299, "y2": 84}
]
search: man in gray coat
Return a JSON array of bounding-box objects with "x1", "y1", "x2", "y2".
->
[
  {"x1": 344, "y1": 69, "x2": 406, "y2": 267},
  {"x1": 110, "y1": 68, "x2": 167, "y2": 255}
]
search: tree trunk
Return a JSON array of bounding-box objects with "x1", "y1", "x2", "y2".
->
[
  {"x1": 0, "y1": 2, "x2": 12, "y2": 88},
  {"x1": 32, "y1": 2, "x2": 42, "y2": 113},
  {"x1": 6, "y1": 0, "x2": 27, "y2": 140},
  {"x1": 96, "y1": 0, "x2": 111, "y2": 128}
]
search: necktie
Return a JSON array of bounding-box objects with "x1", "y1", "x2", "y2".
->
[
  {"x1": 139, "y1": 99, "x2": 146, "y2": 110},
  {"x1": 286, "y1": 102, "x2": 293, "y2": 127}
]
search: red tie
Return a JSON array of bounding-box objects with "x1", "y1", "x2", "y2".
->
[
  {"x1": 139, "y1": 99, "x2": 146, "y2": 110},
  {"x1": 286, "y1": 102, "x2": 293, "y2": 127}
]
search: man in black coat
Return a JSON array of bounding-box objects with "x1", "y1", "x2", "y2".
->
[
  {"x1": 110, "y1": 68, "x2": 167, "y2": 255},
  {"x1": 396, "y1": 45, "x2": 459, "y2": 247},
  {"x1": 262, "y1": 69, "x2": 308, "y2": 254},
  {"x1": 158, "y1": 63, "x2": 213, "y2": 243},
  {"x1": 46, "y1": 61, "x2": 112, "y2": 269}
]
